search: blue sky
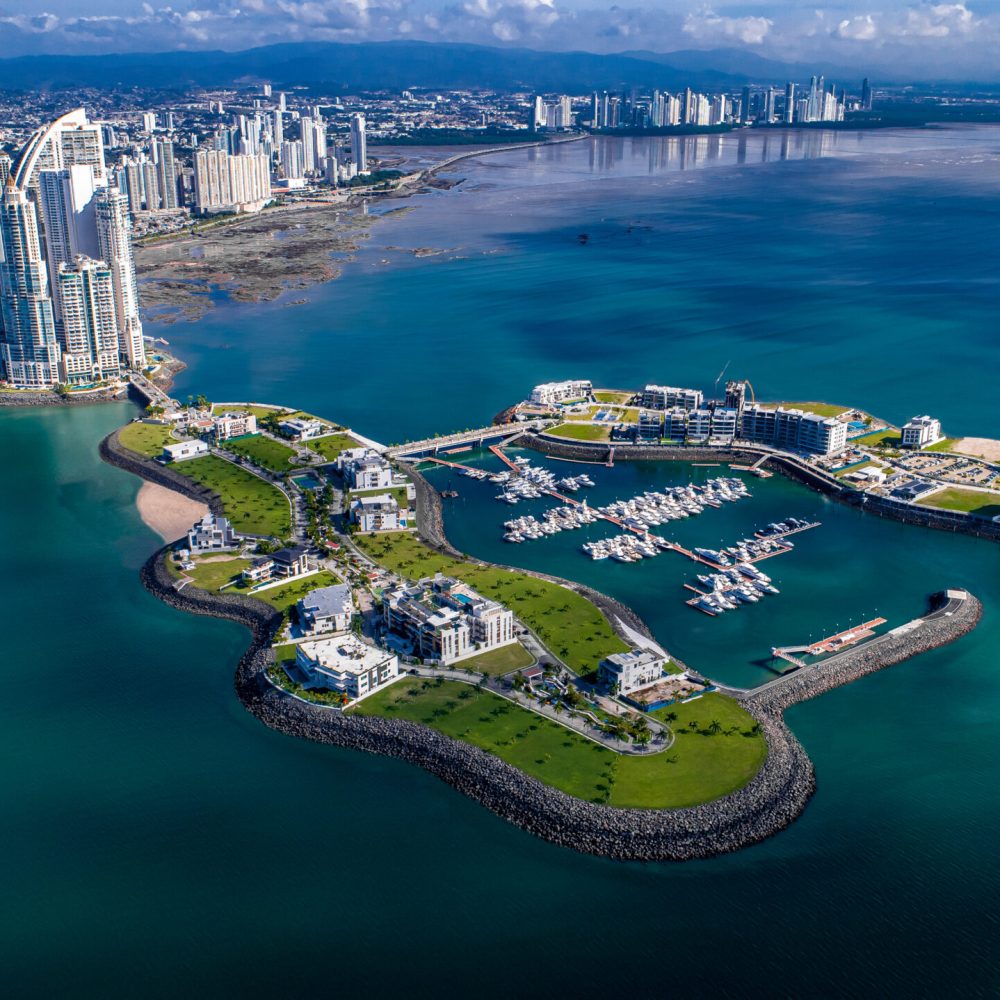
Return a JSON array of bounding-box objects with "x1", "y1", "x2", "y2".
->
[{"x1": 0, "y1": 2, "x2": 996, "y2": 79}]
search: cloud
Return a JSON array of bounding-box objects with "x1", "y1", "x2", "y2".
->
[
  {"x1": 836, "y1": 14, "x2": 878, "y2": 41},
  {"x1": 0, "y1": 1, "x2": 999, "y2": 80},
  {"x1": 683, "y1": 10, "x2": 773, "y2": 46}
]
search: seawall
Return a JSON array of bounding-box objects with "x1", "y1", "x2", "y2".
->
[{"x1": 109, "y1": 436, "x2": 982, "y2": 863}]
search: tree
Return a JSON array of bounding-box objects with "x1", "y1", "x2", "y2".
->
[{"x1": 708, "y1": 719, "x2": 722, "y2": 735}]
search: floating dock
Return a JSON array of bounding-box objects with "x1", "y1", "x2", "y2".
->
[{"x1": 771, "y1": 617, "x2": 889, "y2": 669}]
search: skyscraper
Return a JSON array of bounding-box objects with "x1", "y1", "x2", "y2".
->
[
  {"x1": 0, "y1": 182, "x2": 60, "y2": 387},
  {"x1": 154, "y1": 139, "x2": 178, "y2": 209},
  {"x1": 94, "y1": 187, "x2": 146, "y2": 369},
  {"x1": 861, "y1": 78, "x2": 873, "y2": 111},
  {"x1": 350, "y1": 114, "x2": 368, "y2": 175},
  {"x1": 784, "y1": 82, "x2": 796, "y2": 124},
  {"x1": 56, "y1": 256, "x2": 120, "y2": 383}
]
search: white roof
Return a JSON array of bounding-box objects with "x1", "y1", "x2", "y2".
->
[{"x1": 298, "y1": 636, "x2": 395, "y2": 676}]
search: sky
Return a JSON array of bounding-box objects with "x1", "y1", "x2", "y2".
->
[{"x1": 0, "y1": 1, "x2": 996, "y2": 79}]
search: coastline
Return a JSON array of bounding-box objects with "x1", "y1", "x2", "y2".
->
[
  {"x1": 137, "y1": 481, "x2": 209, "y2": 542},
  {"x1": 102, "y1": 428, "x2": 983, "y2": 862}
]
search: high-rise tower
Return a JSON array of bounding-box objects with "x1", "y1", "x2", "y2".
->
[
  {"x1": 0, "y1": 182, "x2": 61, "y2": 387},
  {"x1": 350, "y1": 114, "x2": 368, "y2": 175}
]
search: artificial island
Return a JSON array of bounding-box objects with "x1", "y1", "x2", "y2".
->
[{"x1": 100, "y1": 372, "x2": 990, "y2": 862}]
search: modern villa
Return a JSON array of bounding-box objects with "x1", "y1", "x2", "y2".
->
[
  {"x1": 294, "y1": 635, "x2": 399, "y2": 700},
  {"x1": 297, "y1": 583, "x2": 353, "y2": 635},
  {"x1": 598, "y1": 648, "x2": 668, "y2": 695}
]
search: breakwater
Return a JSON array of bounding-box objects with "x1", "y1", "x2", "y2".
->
[
  {"x1": 520, "y1": 432, "x2": 1000, "y2": 543},
  {"x1": 100, "y1": 428, "x2": 225, "y2": 517},
  {"x1": 112, "y1": 439, "x2": 982, "y2": 863}
]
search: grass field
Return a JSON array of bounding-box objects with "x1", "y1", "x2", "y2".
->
[
  {"x1": 920, "y1": 488, "x2": 1000, "y2": 519},
  {"x1": 178, "y1": 455, "x2": 292, "y2": 537},
  {"x1": 925, "y1": 438, "x2": 959, "y2": 453},
  {"x1": 593, "y1": 391, "x2": 633, "y2": 404},
  {"x1": 853, "y1": 428, "x2": 901, "y2": 449},
  {"x1": 251, "y1": 570, "x2": 341, "y2": 611},
  {"x1": 212, "y1": 404, "x2": 289, "y2": 420},
  {"x1": 775, "y1": 401, "x2": 848, "y2": 418},
  {"x1": 355, "y1": 532, "x2": 628, "y2": 673},
  {"x1": 548, "y1": 423, "x2": 611, "y2": 442},
  {"x1": 834, "y1": 461, "x2": 884, "y2": 480},
  {"x1": 185, "y1": 557, "x2": 251, "y2": 591},
  {"x1": 306, "y1": 433, "x2": 362, "y2": 463},
  {"x1": 351, "y1": 682, "x2": 765, "y2": 808},
  {"x1": 458, "y1": 643, "x2": 535, "y2": 676},
  {"x1": 221, "y1": 434, "x2": 299, "y2": 474},
  {"x1": 118, "y1": 422, "x2": 176, "y2": 457}
]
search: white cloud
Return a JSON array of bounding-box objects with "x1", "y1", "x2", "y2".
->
[
  {"x1": 683, "y1": 10, "x2": 773, "y2": 46},
  {"x1": 0, "y1": 1, "x2": 999, "y2": 80},
  {"x1": 836, "y1": 14, "x2": 878, "y2": 41}
]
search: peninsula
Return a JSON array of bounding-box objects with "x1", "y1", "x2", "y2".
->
[{"x1": 98, "y1": 372, "x2": 988, "y2": 861}]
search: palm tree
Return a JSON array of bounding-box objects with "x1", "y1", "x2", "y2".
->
[{"x1": 708, "y1": 719, "x2": 722, "y2": 735}]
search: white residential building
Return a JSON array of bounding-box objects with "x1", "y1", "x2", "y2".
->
[
  {"x1": 351, "y1": 494, "x2": 405, "y2": 532},
  {"x1": 338, "y1": 447, "x2": 393, "y2": 490},
  {"x1": 639, "y1": 384, "x2": 704, "y2": 411},
  {"x1": 598, "y1": 648, "x2": 667, "y2": 695},
  {"x1": 901, "y1": 415, "x2": 943, "y2": 449},
  {"x1": 193, "y1": 149, "x2": 271, "y2": 215},
  {"x1": 298, "y1": 583, "x2": 353, "y2": 635},
  {"x1": 94, "y1": 187, "x2": 147, "y2": 369},
  {"x1": 213, "y1": 411, "x2": 257, "y2": 441},
  {"x1": 55, "y1": 257, "x2": 121, "y2": 383},
  {"x1": 187, "y1": 513, "x2": 239, "y2": 552},
  {"x1": 162, "y1": 439, "x2": 209, "y2": 462},
  {"x1": 740, "y1": 405, "x2": 847, "y2": 456},
  {"x1": 528, "y1": 379, "x2": 593, "y2": 405},
  {"x1": 350, "y1": 114, "x2": 368, "y2": 174},
  {"x1": 279, "y1": 417, "x2": 325, "y2": 439},
  {"x1": 294, "y1": 635, "x2": 398, "y2": 700},
  {"x1": 383, "y1": 574, "x2": 516, "y2": 665}
]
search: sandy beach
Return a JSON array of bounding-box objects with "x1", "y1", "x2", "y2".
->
[{"x1": 137, "y1": 481, "x2": 208, "y2": 542}]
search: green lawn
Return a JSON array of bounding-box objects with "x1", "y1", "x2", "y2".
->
[
  {"x1": 185, "y1": 557, "x2": 251, "y2": 591},
  {"x1": 925, "y1": 438, "x2": 959, "y2": 453},
  {"x1": 177, "y1": 455, "x2": 291, "y2": 537},
  {"x1": 919, "y1": 488, "x2": 1000, "y2": 519},
  {"x1": 775, "y1": 401, "x2": 848, "y2": 418},
  {"x1": 459, "y1": 642, "x2": 535, "y2": 676},
  {"x1": 252, "y1": 570, "x2": 341, "y2": 612},
  {"x1": 593, "y1": 391, "x2": 633, "y2": 404},
  {"x1": 351, "y1": 681, "x2": 766, "y2": 808},
  {"x1": 306, "y1": 433, "x2": 362, "y2": 463},
  {"x1": 118, "y1": 421, "x2": 176, "y2": 457},
  {"x1": 355, "y1": 531, "x2": 628, "y2": 674},
  {"x1": 834, "y1": 461, "x2": 884, "y2": 479},
  {"x1": 272, "y1": 644, "x2": 298, "y2": 663},
  {"x1": 212, "y1": 403, "x2": 290, "y2": 420},
  {"x1": 548, "y1": 423, "x2": 611, "y2": 442},
  {"x1": 853, "y1": 428, "x2": 901, "y2": 449},
  {"x1": 221, "y1": 434, "x2": 300, "y2": 474},
  {"x1": 617, "y1": 693, "x2": 767, "y2": 808}
]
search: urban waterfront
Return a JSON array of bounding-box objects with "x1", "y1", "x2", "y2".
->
[{"x1": 3, "y1": 130, "x2": 1000, "y2": 995}]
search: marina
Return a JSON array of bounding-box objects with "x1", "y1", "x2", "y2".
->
[{"x1": 769, "y1": 617, "x2": 890, "y2": 670}]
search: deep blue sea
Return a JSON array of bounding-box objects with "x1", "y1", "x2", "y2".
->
[{"x1": 2, "y1": 128, "x2": 998, "y2": 997}]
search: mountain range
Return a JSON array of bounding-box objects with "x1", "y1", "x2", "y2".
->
[{"x1": 0, "y1": 41, "x2": 874, "y2": 94}]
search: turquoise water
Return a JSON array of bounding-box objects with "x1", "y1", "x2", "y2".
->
[{"x1": 3, "y1": 128, "x2": 1000, "y2": 996}]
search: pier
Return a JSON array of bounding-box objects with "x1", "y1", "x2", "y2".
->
[{"x1": 389, "y1": 420, "x2": 550, "y2": 459}]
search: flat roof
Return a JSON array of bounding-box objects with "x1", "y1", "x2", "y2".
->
[{"x1": 298, "y1": 636, "x2": 396, "y2": 676}]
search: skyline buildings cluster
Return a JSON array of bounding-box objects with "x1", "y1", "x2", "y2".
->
[
  {"x1": 0, "y1": 109, "x2": 145, "y2": 389},
  {"x1": 586, "y1": 74, "x2": 871, "y2": 131}
]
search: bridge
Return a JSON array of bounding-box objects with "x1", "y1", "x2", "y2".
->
[
  {"x1": 128, "y1": 372, "x2": 177, "y2": 411},
  {"x1": 388, "y1": 419, "x2": 551, "y2": 459}
]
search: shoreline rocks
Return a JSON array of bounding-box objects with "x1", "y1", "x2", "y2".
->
[{"x1": 107, "y1": 433, "x2": 982, "y2": 863}]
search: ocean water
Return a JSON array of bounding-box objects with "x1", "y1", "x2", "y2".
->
[{"x1": 3, "y1": 128, "x2": 999, "y2": 997}]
